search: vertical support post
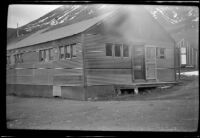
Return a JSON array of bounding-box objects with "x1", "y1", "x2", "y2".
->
[{"x1": 81, "y1": 33, "x2": 87, "y2": 101}]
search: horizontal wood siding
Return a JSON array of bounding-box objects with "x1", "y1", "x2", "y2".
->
[
  {"x1": 87, "y1": 74, "x2": 132, "y2": 86},
  {"x1": 7, "y1": 34, "x2": 84, "y2": 86},
  {"x1": 53, "y1": 75, "x2": 83, "y2": 85},
  {"x1": 83, "y1": 34, "x2": 175, "y2": 86},
  {"x1": 157, "y1": 69, "x2": 175, "y2": 82},
  {"x1": 84, "y1": 34, "x2": 133, "y2": 86},
  {"x1": 84, "y1": 34, "x2": 131, "y2": 69},
  {"x1": 156, "y1": 47, "x2": 174, "y2": 68},
  {"x1": 156, "y1": 47, "x2": 175, "y2": 81}
]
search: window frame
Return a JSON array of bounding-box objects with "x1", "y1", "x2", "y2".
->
[
  {"x1": 180, "y1": 47, "x2": 187, "y2": 65},
  {"x1": 105, "y1": 43, "x2": 113, "y2": 57},
  {"x1": 59, "y1": 43, "x2": 77, "y2": 60},
  {"x1": 156, "y1": 47, "x2": 166, "y2": 59},
  {"x1": 122, "y1": 44, "x2": 129, "y2": 58},
  {"x1": 114, "y1": 43, "x2": 122, "y2": 57},
  {"x1": 59, "y1": 46, "x2": 65, "y2": 60},
  {"x1": 65, "y1": 45, "x2": 71, "y2": 59},
  {"x1": 71, "y1": 43, "x2": 77, "y2": 58},
  {"x1": 105, "y1": 43, "x2": 129, "y2": 58},
  {"x1": 49, "y1": 48, "x2": 54, "y2": 61},
  {"x1": 39, "y1": 47, "x2": 55, "y2": 62},
  {"x1": 39, "y1": 50, "x2": 45, "y2": 62},
  {"x1": 14, "y1": 53, "x2": 23, "y2": 64}
]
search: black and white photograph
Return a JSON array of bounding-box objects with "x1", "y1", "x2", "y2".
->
[{"x1": 6, "y1": 4, "x2": 199, "y2": 133}]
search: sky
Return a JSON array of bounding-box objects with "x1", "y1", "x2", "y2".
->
[{"x1": 7, "y1": 4, "x2": 62, "y2": 28}]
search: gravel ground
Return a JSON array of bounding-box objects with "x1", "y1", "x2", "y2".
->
[{"x1": 6, "y1": 75, "x2": 199, "y2": 131}]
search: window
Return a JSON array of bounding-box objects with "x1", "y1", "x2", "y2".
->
[
  {"x1": 59, "y1": 46, "x2": 65, "y2": 60},
  {"x1": 59, "y1": 43, "x2": 77, "y2": 60},
  {"x1": 40, "y1": 48, "x2": 54, "y2": 62},
  {"x1": 39, "y1": 50, "x2": 45, "y2": 62},
  {"x1": 123, "y1": 44, "x2": 129, "y2": 57},
  {"x1": 14, "y1": 53, "x2": 23, "y2": 64},
  {"x1": 106, "y1": 43, "x2": 129, "y2": 58},
  {"x1": 115, "y1": 44, "x2": 121, "y2": 57},
  {"x1": 65, "y1": 45, "x2": 71, "y2": 58},
  {"x1": 49, "y1": 48, "x2": 54, "y2": 60},
  {"x1": 71, "y1": 44, "x2": 77, "y2": 57},
  {"x1": 181, "y1": 47, "x2": 186, "y2": 64},
  {"x1": 105, "y1": 43, "x2": 113, "y2": 56},
  {"x1": 20, "y1": 53, "x2": 23, "y2": 63},
  {"x1": 44, "y1": 49, "x2": 49, "y2": 62},
  {"x1": 156, "y1": 48, "x2": 166, "y2": 59}
]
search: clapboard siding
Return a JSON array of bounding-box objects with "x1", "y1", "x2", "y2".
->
[
  {"x1": 84, "y1": 34, "x2": 132, "y2": 69},
  {"x1": 156, "y1": 47, "x2": 174, "y2": 68},
  {"x1": 84, "y1": 34, "x2": 132, "y2": 86},
  {"x1": 53, "y1": 75, "x2": 83, "y2": 85},
  {"x1": 53, "y1": 68, "x2": 82, "y2": 75},
  {"x1": 7, "y1": 34, "x2": 84, "y2": 86},
  {"x1": 157, "y1": 69, "x2": 175, "y2": 82},
  {"x1": 86, "y1": 68, "x2": 131, "y2": 74},
  {"x1": 84, "y1": 33, "x2": 133, "y2": 86},
  {"x1": 87, "y1": 74, "x2": 132, "y2": 86},
  {"x1": 14, "y1": 62, "x2": 35, "y2": 68},
  {"x1": 15, "y1": 69, "x2": 34, "y2": 76}
]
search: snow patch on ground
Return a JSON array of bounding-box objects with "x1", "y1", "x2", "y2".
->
[{"x1": 180, "y1": 71, "x2": 199, "y2": 76}]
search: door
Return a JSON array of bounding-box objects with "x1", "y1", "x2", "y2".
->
[
  {"x1": 132, "y1": 45, "x2": 145, "y2": 80},
  {"x1": 145, "y1": 46, "x2": 157, "y2": 80}
]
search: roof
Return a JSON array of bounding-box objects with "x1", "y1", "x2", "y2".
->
[{"x1": 7, "y1": 13, "x2": 112, "y2": 50}]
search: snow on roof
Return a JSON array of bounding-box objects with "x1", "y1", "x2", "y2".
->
[{"x1": 7, "y1": 13, "x2": 112, "y2": 50}]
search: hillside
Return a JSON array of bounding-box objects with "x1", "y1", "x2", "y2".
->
[{"x1": 7, "y1": 5, "x2": 199, "y2": 48}]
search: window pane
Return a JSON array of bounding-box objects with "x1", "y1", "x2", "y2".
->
[
  {"x1": 160, "y1": 48, "x2": 165, "y2": 55},
  {"x1": 15, "y1": 55, "x2": 19, "y2": 63},
  {"x1": 44, "y1": 49, "x2": 49, "y2": 61},
  {"x1": 123, "y1": 44, "x2": 129, "y2": 57},
  {"x1": 156, "y1": 48, "x2": 165, "y2": 59},
  {"x1": 40, "y1": 50, "x2": 45, "y2": 61},
  {"x1": 105, "y1": 43, "x2": 112, "y2": 56},
  {"x1": 160, "y1": 48, "x2": 165, "y2": 59},
  {"x1": 49, "y1": 48, "x2": 54, "y2": 60},
  {"x1": 181, "y1": 47, "x2": 186, "y2": 54},
  {"x1": 71, "y1": 44, "x2": 77, "y2": 57},
  {"x1": 60, "y1": 46, "x2": 64, "y2": 59},
  {"x1": 115, "y1": 44, "x2": 121, "y2": 57},
  {"x1": 181, "y1": 55, "x2": 186, "y2": 64},
  {"x1": 65, "y1": 45, "x2": 71, "y2": 58},
  {"x1": 20, "y1": 53, "x2": 23, "y2": 63}
]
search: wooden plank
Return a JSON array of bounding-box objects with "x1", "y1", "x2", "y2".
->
[
  {"x1": 53, "y1": 75, "x2": 83, "y2": 85},
  {"x1": 86, "y1": 68, "x2": 131, "y2": 74},
  {"x1": 157, "y1": 68, "x2": 175, "y2": 82},
  {"x1": 87, "y1": 74, "x2": 132, "y2": 85}
]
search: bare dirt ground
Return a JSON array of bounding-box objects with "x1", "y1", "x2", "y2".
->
[{"x1": 6, "y1": 74, "x2": 199, "y2": 131}]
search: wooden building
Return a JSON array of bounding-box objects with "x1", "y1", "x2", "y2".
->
[
  {"x1": 177, "y1": 38, "x2": 198, "y2": 69},
  {"x1": 7, "y1": 6, "x2": 177, "y2": 100}
]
